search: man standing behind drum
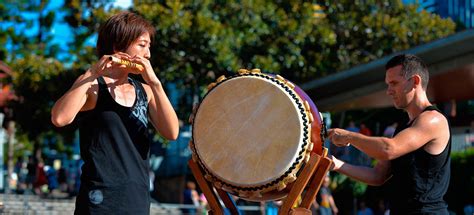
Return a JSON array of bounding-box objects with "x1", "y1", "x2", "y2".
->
[
  {"x1": 328, "y1": 54, "x2": 451, "y2": 215},
  {"x1": 51, "y1": 11, "x2": 179, "y2": 214}
]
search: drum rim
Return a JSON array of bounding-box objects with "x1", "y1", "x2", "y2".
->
[{"x1": 191, "y1": 72, "x2": 311, "y2": 192}]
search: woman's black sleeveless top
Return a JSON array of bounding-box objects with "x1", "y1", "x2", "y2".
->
[
  {"x1": 388, "y1": 106, "x2": 451, "y2": 215},
  {"x1": 75, "y1": 77, "x2": 151, "y2": 214}
]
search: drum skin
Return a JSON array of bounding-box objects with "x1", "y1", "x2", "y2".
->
[{"x1": 191, "y1": 72, "x2": 323, "y2": 201}]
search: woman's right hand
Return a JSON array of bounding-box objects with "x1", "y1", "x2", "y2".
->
[{"x1": 89, "y1": 55, "x2": 114, "y2": 77}]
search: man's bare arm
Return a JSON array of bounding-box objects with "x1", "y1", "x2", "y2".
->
[{"x1": 331, "y1": 155, "x2": 391, "y2": 186}]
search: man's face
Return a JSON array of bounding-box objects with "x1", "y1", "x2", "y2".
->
[{"x1": 385, "y1": 65, "x2": 414, "y2": 109}]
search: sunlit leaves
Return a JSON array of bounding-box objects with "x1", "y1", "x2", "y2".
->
[
  {"x1": 0, "y1": 0, "x2": 457, "y2": 155},
  {"x1": 319, "y1": 0, "x2": 455, "y2": 70}
]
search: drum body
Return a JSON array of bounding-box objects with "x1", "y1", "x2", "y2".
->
[{"x1": 191, "y1": 72, "x2": 324, "y2": 201}]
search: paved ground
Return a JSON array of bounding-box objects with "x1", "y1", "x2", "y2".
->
[{"x1": 0, "y1": 193, "x2": 182, "y2": 214}]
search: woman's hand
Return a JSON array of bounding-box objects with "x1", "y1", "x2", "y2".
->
[
  {"x1": 89, "y1": 54, "x2": 116, "y2": 77},
  {"x1": 129, "y1": 55, "x2": 161, "y2": 86}
]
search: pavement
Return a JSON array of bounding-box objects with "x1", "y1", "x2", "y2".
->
[{"x1": 0, "y1": 193, "x2": 182, "y2": 214}]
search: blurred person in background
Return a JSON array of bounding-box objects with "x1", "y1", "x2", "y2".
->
[
  {"x1": 26, "y1": 155, "x2": 36, "y2": 191},
  {"x1": 357, "y1": 200, "x2": 374, "y2": 215},
  {"x1": 359, "y1": 123, "x2": 372, "y2": 136},
  {"x1": 382, "y1": 122, "x2": 398, "y2": 138},
  {"x1": 317, "y1": 175, "x2": 338, "y2": 215},
  {"x1": 33, "y1": 159, "x2": 47, "y2": 196},
  {"x1": 181, "y1": 181, "x2": 200, "y2": 215}
]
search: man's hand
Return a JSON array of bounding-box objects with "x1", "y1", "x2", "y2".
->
[
  {"x1": 328, "y1": 128, "x2": 352, "y2": 147},
  {"x1": 329, "y1": 155, "x2": 344, "y2": 171}
]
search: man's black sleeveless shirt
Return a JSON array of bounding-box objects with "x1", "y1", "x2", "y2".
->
[
  {"x1": 388, "y1": 106, "x2": 451, "y2": 215},
  {"x1": 75, "y1": 77, "x2": 151, "y2": 214}
]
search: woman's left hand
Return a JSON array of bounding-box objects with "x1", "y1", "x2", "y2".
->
[{"x1": 130, "y1": 55, "x2": 161, "y2": 86}]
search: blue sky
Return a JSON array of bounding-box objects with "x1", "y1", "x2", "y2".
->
[
  {"x1": 50, "y1": 0, "x2": 132, "y2": 59},
  {"x1": 2, "y1": 0, "x2": 440, "y2": 62},
  {"x1": 1, "y1": 0, "x2": 132, "y2": 61}
]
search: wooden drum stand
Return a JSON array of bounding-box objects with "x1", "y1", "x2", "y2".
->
[{"x1": 188, "y1": 149, "x2": 332, "y2": 215}]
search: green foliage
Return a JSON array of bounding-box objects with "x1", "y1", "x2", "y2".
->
[
  {"x1": 319, "y1": 0, "x2": 456, "y2": 70},
  {"x1": 9, "y1": 55, "x2": 63, "y2": 139},
  {"x1": 0, "y1": 0, "x2": 117, "y2": 159},
  {"x1": 446, "y1": 148, "x2": 474, "y2": 213},
  {"x1": 8, "y1": 133, "x2": 33, "y2": 162},
  {"x1": 135, "y1": 0, "x2": 455, "y2": 120},
  {"x1": 63, "y1": 0, "x2": 122, "y2": 65},
  {"x1": 0, "y1": 0, "x2": 457, "y2": 159},
  {"x1": 136, "y1": 0, "x2": 326, "y2": 82},
  {"x1": 0, "y1": 1, "x2": 60, "y2": 59},
  {"x1": 332, "y1": 171, "x2": 367, "y2": 197}
]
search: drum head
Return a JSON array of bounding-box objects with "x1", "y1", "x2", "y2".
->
[{"x1": 192, "y1": 75, "x2": 306, "y2": 188}]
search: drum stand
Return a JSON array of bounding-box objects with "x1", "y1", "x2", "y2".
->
[{"x1": 188, "y1": 149, "x2": 332, "y2": 215}]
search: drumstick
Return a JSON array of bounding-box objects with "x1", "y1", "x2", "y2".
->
[{"x1": 108, "y1": 55, "x2": 144, "y2": 72}]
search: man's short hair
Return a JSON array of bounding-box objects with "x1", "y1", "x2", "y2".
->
[
  {"x1": 385, "y1": 54, "x2": 429, "y2": 90},
  {"x1": 96, "y1": 11, "x2": 155, "y2": 58}
]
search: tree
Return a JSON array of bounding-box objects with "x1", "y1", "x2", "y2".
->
[
  {"x1": 0, "y1": 0, "x2": 457, "y2": 160},
  {"x1": 135, "y1": 0, "x2": 455, "y2": 119},
  {"x1": 62, "y1": 0, "x2": 123, "y2": 69},
  {"x1": 0, "y1": 0, "x2": 61, "y2": 60},
  {"x1": 317, "y1": 0, "x2": 455, "y2": 70},
  {"x1": 0, "y1": 1, "x2": 63, "y2": 158}
]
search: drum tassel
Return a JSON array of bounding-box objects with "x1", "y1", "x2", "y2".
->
[{"x1": 217, "y1": 75, "x2": 226, "y2": 83}]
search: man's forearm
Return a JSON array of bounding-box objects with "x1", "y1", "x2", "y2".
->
[
  {"x1": 336, "y1": 160, "x2": 386, "y2": 186},
  {"x1": 346, "y1": 132, "x2": 393, "y2": 160}
]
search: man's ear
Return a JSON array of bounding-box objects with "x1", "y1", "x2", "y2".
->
[{"x1": 412, "y1": 75, "x2": 422, "y2": 88}]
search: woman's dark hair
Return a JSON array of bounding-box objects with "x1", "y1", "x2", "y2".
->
[{"x1": 96, "y1": 11, "x2": 155, "y2": 58}]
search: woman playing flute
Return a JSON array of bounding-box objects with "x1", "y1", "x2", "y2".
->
[{"x1": 51, "y1": 11, "x2": 179, "y2": 214}]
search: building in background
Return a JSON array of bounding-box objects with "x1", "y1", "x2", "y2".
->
[{"x1": 404, "y1": 0, "x2": 474, "y2": 28}]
